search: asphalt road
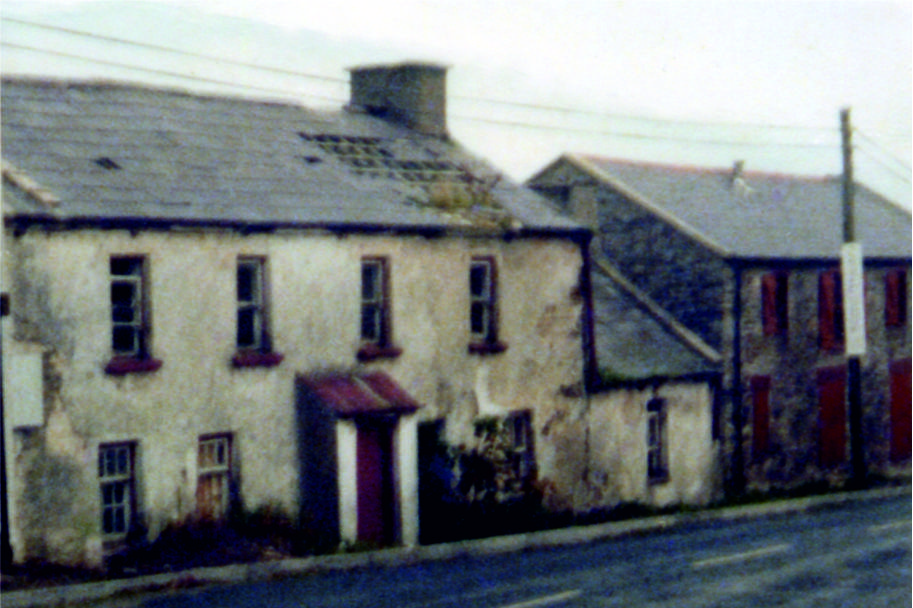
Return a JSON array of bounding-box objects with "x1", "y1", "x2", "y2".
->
[{"x1": 125, "y1": 494, "x2": 910, "y2": 608}]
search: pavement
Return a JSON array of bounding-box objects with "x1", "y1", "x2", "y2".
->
[{"x1": 2, "y1": 484, "x2": 910, "y2": 608}]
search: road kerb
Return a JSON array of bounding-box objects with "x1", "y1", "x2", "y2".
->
[{"x1": 1, "y1": 484, "x2": 908, "y2": 608}]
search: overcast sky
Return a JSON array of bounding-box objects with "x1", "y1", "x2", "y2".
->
[{"x1": 1, "y1": 0, "x2": 910, "y2": 207}]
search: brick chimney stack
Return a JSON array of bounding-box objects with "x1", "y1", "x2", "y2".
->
[{"x1": 347, "y1": 62, "x2": 448, "y2": 138}]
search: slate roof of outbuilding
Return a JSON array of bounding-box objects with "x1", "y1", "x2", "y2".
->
[
  {"x1": 552, "y1": 154, "x2": 911, "y2": 260},
  {"x1": 0, "y1": 78, "x2": 581, "y2": 235},
  {"x1": 591, "y1": 270, "x2": 718, "y2": 380}
]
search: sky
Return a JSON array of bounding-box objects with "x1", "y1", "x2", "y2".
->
[{"x1": 0, "y1": 0, "x2": 910, "y2": 207}]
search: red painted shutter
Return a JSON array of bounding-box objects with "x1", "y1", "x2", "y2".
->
[
  {"x1": 817, "y1": 367, "x2": 847, "y2": 467},
  {"x1": 890, "y1": 359, "x2": 911, "y2": 462},
  {"x1": 819, "y1": 270, "x2": 843, "y2": 351},
  {"x1": 761, "y1": 274, "x2": 778, "y2": 335},
  {"x1": 885, "y1": 269, "x2": 907, "y2": 328},
  {"x1": 751, "y1": 376, "x2": 771, "y2": 458}
]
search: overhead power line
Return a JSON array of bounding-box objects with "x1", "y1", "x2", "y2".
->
[
  {"x1": 0, "y1": 42, "x2": 346, "y2": 104},
  {"x1": 4, "y1": 16, "x2": 845, "y2": 138},
  {"x1": 451, "y1": 113, "x2": 838, "y2": 149},
  {"x1": 854, "y1": 129, "x2": 911, "y2": 173},
  {"x1": 2, "y1": 16, "x2": 347, "y2": 84},
  {"x1": 854, "y1": 148, "x2": 912, "y2": 185},
  {"x1": 454, "y1": 94, "x2": 836, "y2": 134},
  {"x1": 1, "y1": 40, "x2": 841, "y2": 151}
]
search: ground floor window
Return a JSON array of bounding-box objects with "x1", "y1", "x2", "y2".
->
[
  {"x1": 647, "y1": 398, "x2": 668, "y2": 483},
  {"x1": 197, "y1": 434, "x2": 233, "y2": 521},
  {"x1": 99, "y1": 442, "x2": 136, "y2": 538}
]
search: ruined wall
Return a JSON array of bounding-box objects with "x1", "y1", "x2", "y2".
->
[
  {"x1": 2, "y1": 226, "x2": 585, "y2": 565},
  {"x1": 737, "y1": 263, "x2": 911, "y2": 490}
]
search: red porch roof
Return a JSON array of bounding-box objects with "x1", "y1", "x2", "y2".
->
[{"x1": 299, "y1": 371, "x2": 422, "y2": 417}]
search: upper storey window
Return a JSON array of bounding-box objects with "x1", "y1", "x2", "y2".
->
[
  {"x1": 110, "y1": 256, "x2": 147, "y2": 358},
  {"x1": 358, "y1": 257, "x2": 401, "y2": 361},
  {"x1": 469, "y1": 257, "x2": 507, "y2": 355}
]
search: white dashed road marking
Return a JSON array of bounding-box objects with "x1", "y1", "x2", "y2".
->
[{"x1": 692, "y1": 543, "x2": 792, "y2": 569}]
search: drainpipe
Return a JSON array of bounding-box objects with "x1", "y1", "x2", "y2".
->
[
  {"x1": 576, "y1": 230, "x2": 597, "y2": 488},
  {"x1": 730, "y1": 262, "x2": 746, "y2": 496}
]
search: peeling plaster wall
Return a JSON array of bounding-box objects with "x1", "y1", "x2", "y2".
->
[{"x1": 3, "y1": 226, "x2": 585, "y2": 565}]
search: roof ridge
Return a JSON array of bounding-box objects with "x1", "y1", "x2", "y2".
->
[
  {"x1": 578, "y1": 153, "x2": 836, "y2": 183},
  {"x1": 0, "y1": 74, "x2": 323, "y2": 112}
]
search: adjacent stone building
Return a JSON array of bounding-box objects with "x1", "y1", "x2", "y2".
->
[
  {"x1": 0, "y1": 65, "x2": 594, "y2": 567},
  {"x1": 529, "y1": 154, "x2": 912, "y2": 493}
]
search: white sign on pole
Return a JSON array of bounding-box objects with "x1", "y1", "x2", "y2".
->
[{"x1": 841, "y1": 243, "x2": 866, "y2": 356}]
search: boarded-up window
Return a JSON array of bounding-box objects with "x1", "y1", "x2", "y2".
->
[
  {"x1": 197, "y1": 434, "x2": 232, "y2": 521},
  {"x1": 751, "y1": 376, "x2": 771, "y2": 458},
  {"x1": 890, "y1": 360, "x2": 911, "y2": 462},
  {"x1": 761, "y1": 271, "x2": 789, "y2": 335},
  {"x1": 817, "y1": 367, "x2": 847, "y2": 467},
  {"x1": 818, "y1": 269, "x2": 844, "y2": 351},
  {"x1": 885, "y1": 268, "x2": 907, "y2": 328}
]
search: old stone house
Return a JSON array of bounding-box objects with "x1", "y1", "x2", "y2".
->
[
  {"x1": 528, "y1": 154, "x2": 911, "y2": 493},
  {"x1": 0, "y1": 64, "x2": 594, "y2": 567}
]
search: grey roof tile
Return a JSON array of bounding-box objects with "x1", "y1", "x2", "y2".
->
[
  {"x1": 2, "y1": 78, "x2": 580, "y2": 234},
  {"x1": 579, "y1": 155, "x2": 910, "y2": 260},
  {"x1": 591, "y1": 271, "x2": 717, "y2": 379}
]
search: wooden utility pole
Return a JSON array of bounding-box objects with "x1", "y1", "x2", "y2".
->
[{"x1": 841, "y1": 107, "x2": 866, "y2": 488}]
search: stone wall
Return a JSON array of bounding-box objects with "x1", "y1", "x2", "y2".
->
[{"x1": 738, "y1": 263, "x2": 912, "y2": 489}]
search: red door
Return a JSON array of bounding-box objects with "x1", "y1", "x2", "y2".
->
[
  {"x1": 356, "y1": 421, "x2": 396, "y2": 545},
  {"x1": 818, "y1": 367, "x2": 847, "y2": 467},
  {"x1": 890, "y1": 360, "x2": 911, "y2": 462}
]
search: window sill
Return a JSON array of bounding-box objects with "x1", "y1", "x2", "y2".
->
[
  {"x1": 105, "y1": 356, "x2": 163, "y2": 376},
  {"x1": 647, "y1": 474, "x2": 669, "y2": 486},
  {"x1": 468, "y1": 341, "x2": 508, "y2": 355},
  {"x1": 357, "y1": 344, "x2": 403, "y2": 362},
  {"x1": 232, "y1": 351, "x2": 285, "y2": 368}
]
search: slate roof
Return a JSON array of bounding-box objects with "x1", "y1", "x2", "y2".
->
[
  {"x1": 562, "y1": 154, "x2": 911, "y2": 260},
  {"x1": 591, "y1": 269, "x2": 718, "y2": 380},
  {"x1": 0, "y1": 78, "x2": 580, "y2": 235}
]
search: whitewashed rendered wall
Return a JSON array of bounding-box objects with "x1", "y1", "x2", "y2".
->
[
  {"x1": 3, "y1": 226, "x2": 585, "y2": 565},
  {"x1": 540, "y1": 381, "x2": 720, "y2": 511}
]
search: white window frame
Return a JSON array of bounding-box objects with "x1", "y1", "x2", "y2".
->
[
  {"x1": 99, "y1": 442, "x2": 136, "y2": 538},
  {"x1": 361, "y1": 258, "x2": 389, "y2": 345},
  {"x1": 110, "y1": 257, "x2": 146, "y2": 357},
  {"x1": 470, "y1": 257, "x2": 497, "y2": 343},
  {"x1": 237, "y1": 257, "x2": 267, "y2": 351}
]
